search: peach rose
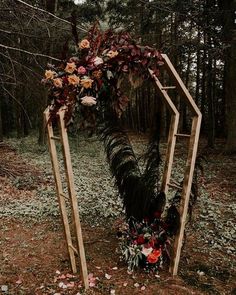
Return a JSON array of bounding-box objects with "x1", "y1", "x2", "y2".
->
[
  {"x1": 68, "y1": 74, "x2": 80, "y2": 86},
  {"x1": 79, "y1": 39, "x2": 90, "y2": 49},
  {"x1": 65, "y1": 62, "x2": 76, "y2": 74},
  {"x1": 81, "y1": 96, "x2": 96, "y2": 106},
  {"x1": 80, "y1": 77, "x2": 93, "y2": 89},
  {"x1": 107, "y1": 50, "x2": 118, "y2": 59},
  {"x1": 45, "y1": 70, "x2": 56, "y2": 80},
  {"x1": 53, "y1": 78, "x2": 63, "y2": 88}
]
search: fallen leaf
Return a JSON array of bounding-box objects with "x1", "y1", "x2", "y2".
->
[
  {"x1": 105, "y1": 273, "x2": 112, "y2": 280},
  {"x1": 88, "y1": 273, "x2": 94, "y2": 279},
  {"x1": 88, "y1": 273, "x2": 96, "y2": 287},
  {"x1": 67, "y1": 282, "x2": 75, "y2": 288},
  {"x1": 66, "y1": 273, "x2": 75, "y2": 278},
  {"x1": 16, "y1": 279, "x2": 22, "y2": 284},
  {"x1": 141, "y1": 286, "x2": 146, "y2": 291},
  {"x1": 58, "y1": 282, "x2": 67, "y2": 289}
]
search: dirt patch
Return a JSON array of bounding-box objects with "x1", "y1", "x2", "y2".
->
[{"x1": 0, "y1": 138, "x2": 235, "y2": 294}]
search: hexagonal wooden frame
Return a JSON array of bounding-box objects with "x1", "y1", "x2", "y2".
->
[{"x1": 44, "y1": 53, "x2": 201, "y2": 285}]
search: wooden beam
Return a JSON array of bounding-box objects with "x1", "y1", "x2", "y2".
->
[
  {"x1": 169, "y1": 115, "x2": 202, "y2": 275},
  {"x1": 44, "y1": 108, "x2": 77, "y2": 274},
  {"x1": 155, "y1": 55, "x2": 202, "y2": 276},
  {"x1": 161, "y1": 54, "x2": 201, "y2": 116},
  {"x1": 161, "y1": 114, "x2": 179, "y2": 193},
  {"x1": 58, "y1": 108, "x2": 89, "y2": 290},
  {"x1": 148, "y1": 69, "x2": 179, "y2": 194},
  {"x1": 149, "y1": 69, "x2": 179, "y2": 115}
]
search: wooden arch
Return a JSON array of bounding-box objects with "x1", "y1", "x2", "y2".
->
[{"x1": 44, "y1": 54, "x2": 201, "y2": 288}]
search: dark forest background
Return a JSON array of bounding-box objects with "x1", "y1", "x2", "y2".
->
[{"x1": 0, "y1": 0, "x2": 236, "y2": 152}]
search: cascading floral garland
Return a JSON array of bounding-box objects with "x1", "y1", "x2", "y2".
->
[{"x1": 42, "y1": 24, "x2": 163, "y2": 125}]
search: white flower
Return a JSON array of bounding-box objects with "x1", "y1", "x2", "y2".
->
[
  {"x1": 141, "y1": 246, "x2": 153, "y2": 257},
  {"x1": 81, "y1": 96, "x2": 97, "y2": 106},
  {"x1": 94, "y1": 56, "x2": 104, "y2": 67}
]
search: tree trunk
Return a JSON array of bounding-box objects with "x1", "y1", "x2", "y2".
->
[
  {"x1": 201, "y1": 32, "x2": 207, "y2": 134},
  {"x1": 225, "y1": 36, "x2": 236, "y2": 152},
  {"x1": 0, "y1": 97, "x2": 3, "y2": 142},
  {"x1": 207, "y1": 51, "x2": 215, "y2": 147},
  {"x1": 38, "y1": 88, "x2": 48, "y2": 145},
  {"x1": 219, "y1": 0, "x2": 236, "y2": 152},
  {"x1": 38, "y1": 0, "x2": 57, "y2": 145}
]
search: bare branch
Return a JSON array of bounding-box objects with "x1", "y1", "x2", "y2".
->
[
  {"x1": 0, "y1": 52, "x2": 43, "y2": 79},
  {"x1": 0, "y1": 44, "x2": 61, "y2": 61},
  {"x1": 15, "y1": 0, "x2": 88, "y2": 33},
  {"x1": 1, "y1": 85, "x2": 33, "y2": 128}
]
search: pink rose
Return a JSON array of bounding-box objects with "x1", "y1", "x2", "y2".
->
[{"x1": 77, "y1": 66, "x2": 87, "y2": 75}]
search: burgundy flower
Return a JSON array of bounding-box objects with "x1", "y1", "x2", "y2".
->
[{"x1": 136, "y1": 235, "x2": 145, "y2": 245}]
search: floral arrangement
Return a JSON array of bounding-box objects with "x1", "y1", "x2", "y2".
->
[
  {"x1": 118, "y1": 215, "x2": 172, "y2": 273},
  {"x1": 42, "y1": 24, "x2": 163, "y2": 125}
]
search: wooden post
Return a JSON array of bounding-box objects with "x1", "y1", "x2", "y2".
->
[
  {"x1": 44, "y1": 107, "x2": 89, "y2": 289},
  {"x1": 44, "y1": 108, "x2": 77, "y2": 273},
  {"x1": 148, "y1": 69, "x2": 180, "y2": 194},
  {"x1": 58, "y1": 109, "x2": 89, "y2": 289},
  {"x1": 169, "y1": 116, "x2": 201, "y2": 275},
  {"x1": 160, "y1": 55, "x2": 202, "y2": 276}
]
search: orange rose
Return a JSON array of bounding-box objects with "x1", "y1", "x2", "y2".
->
[
  {"x1": 147, "y1": 249, "x2": 161, "y2": 264},
  {"x1": 68, "y1": 74, "x2": 80, "y2": 86},
  {"x1": 79, "y1": 39, "x2": 90, "y2": 49},
  {"x1": 80, "y1": 77, "x2": 93, "y2": 89},
  {"x1": 53, "y1": 78, "x2": 63, "y2": 88},
  {"x1": 45, "y1": 70, "x2": 56, "y2": 80},
  {"x1": 65, "y1": 62, "x2": 76, "y2": 74},
  {"x1": 107, "y1": 50, "x2": 118, "y2": 59},
  {"x1": 92, "y1": 70, "x2": 103, "y2": 79}
]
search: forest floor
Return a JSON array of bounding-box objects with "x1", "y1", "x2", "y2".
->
[{"x1": 0, "y1": 134, "x2": 235, "y2": 295}]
